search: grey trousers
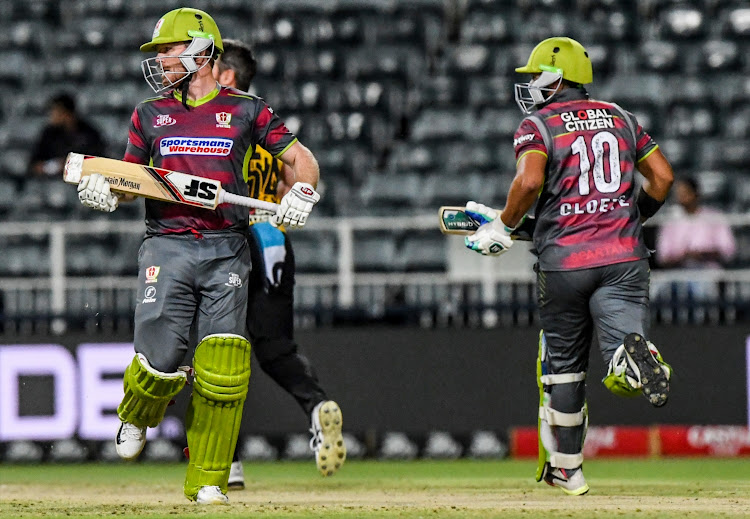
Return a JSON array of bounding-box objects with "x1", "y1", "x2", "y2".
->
[
  {"x1": 537, "y1": 259, "x2": 651, "y2": 374},
  {"x1": 537, "y1": 259, "x2": 651, "y2": 456},
  {"x1": 133, "y1": 232, "x2": 251, "y2": 373}
]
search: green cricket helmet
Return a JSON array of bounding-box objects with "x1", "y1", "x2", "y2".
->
[
  {"x1": 514, "y1": 37, "x2": 593, "y2": 114},
  {"x1": 140, "y1": 8, "x2": 223, "y2": 93}
]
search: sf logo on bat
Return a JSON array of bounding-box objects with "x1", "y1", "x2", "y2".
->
[
  {"x1": 183, "y1": 179, "x2": 218, "y2": 200},
  {"x1": 163, "y1": 171, "x2": 220, "y2": 206}
]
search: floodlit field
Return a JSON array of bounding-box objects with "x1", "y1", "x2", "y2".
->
[{"x1": 1, "y1": 459, "x2": 749, "y2": 518}]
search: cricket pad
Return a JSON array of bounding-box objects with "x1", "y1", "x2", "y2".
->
[
  {"x1": 117, "y1": 353, "x2": 187, "y2": 428},
  {"x1": 184, "y1": 334, "x2": 252, "y2": 501}
]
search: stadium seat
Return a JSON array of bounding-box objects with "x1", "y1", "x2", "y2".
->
[
  {"x1": 700, "y1": 40, "x2": 741, "y2": 72},
  {"x1": 386, "y1": 143, "x2": 438, "y2": 174},
  {"x1": 410, "y1": 109, "x2": 475, "y2": 142},
  {"x1": 414, "y1": 76, "x2": 464, "y2": 108},
  {"x1": 665, "y1": 102, "x2": 718, "y2": 137},
  {"x1": 424, "y1": 171, "x2": 495, "y2": 208},
  {"x1": 460, "y1": 12, "x2": 510, "y2": 44},
  {"x1": 638, "y1": 40, "x2": 681, "y2": 73},
  {"x1": 509, "y1": 11, "x2": 572, "y2": 44},
  {"x1": 656, "y1": 5, "x2": 707, "y2": 40},
  {"x1": 2, "y1": 244, "x2": 49, "y2": 277},
  {"x1": 353, "y1": 232, "x2": 398, "y2": 272},
  {"x1": 397, "y1": 232, "x2": 447, "y2": 272},
  {"x1": 359, "y1": 172, "x2": 422, "y2": 209},
  {"x1": 722, "y1": 7, "x2": 750, "y2": 38},
  {"x1": 442, "y1": 44, "x2": 492, "y2": 77},
  {"x1": 474, "y1": 108, "x2": 522, "y2": 141},
  {"x1": 698, "y1": 139, "x2": 750, "y2": 169},
  {"x1": 627, "y1": 101, "x2": 663, "y2": 138},
  {"x1": 3, "y1": 148, "x2": 30, "y2": 179},
  {"x1": 723, "y1": 103, "x2": 750, "y2": 137},
  {"x1": 466, "y1": 77, "x2": 513, "y2": 109},
  {"x1": 0, "y1": 178, "x2": 18, "y2": 215},
  {"x1": 656, "y1": 138, "x2": 695, "y2": 170},
  {"x1": 288, "y1": 231, "x2": 338, "y2": 274}
]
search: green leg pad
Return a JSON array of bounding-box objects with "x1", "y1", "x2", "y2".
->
[
  {"x1": 184, "y1": 334, "x2": 252, "y2": 502},
  {"x1": 536, "y1": 330, "x2": 547, "y2": 482},
  {"x1": 117, "y1": 354, "x2": 187, "y2": 428}
]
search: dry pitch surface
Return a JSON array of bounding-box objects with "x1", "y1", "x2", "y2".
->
[{"x1": 2, "y1": 459, "x2": 750, "y2": 518}]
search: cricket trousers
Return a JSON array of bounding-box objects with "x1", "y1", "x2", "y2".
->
[
  {"x1": 246, "y1": 222, "x2": 328, "y2": 417},
  {"x1": 536, "y1": 259, "x2": 651, "y2": 456},
  {"x1": 133, "y1": 231, "x2": 251, "y2": 373}
]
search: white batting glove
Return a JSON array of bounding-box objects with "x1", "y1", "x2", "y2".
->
[
  {"x1": 272, "y1": 182, "x2": 320, "y2": 228},
  {"x1": 464, "y1": 200, "x2": 499, "y2": 226},
  {"x1": 464, "y1": 213, "x2": 514, "y2": 256},
  {"x1": 77, "y1": 173, "x2": 119, "y2": 213}
]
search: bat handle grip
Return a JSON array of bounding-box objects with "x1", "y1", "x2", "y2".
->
[{"x1": 219, "y1": 191, "x2": 279, "y2": 212}]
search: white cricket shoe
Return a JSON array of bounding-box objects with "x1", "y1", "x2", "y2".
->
[
  {"x1": 115, "y1": 421, "x2": 146, "y2": 460},
  {"x1": 196, "y1": 485, "x2": 229, "y2": 505},
  {"x1": 228, "y1": 460, "x2": 245, "y2": 490},
  {"x1": 310, "y1": 400, "x2": 346, "y2": 477},
  {"x1": 542, "y1": 463, "x2": 590, "y2": 496}
]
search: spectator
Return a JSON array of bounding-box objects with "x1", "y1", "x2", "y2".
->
[
  {"x1": 28, "y1": 93, "x2": 106, "y2": 177},
  {"x1": 656, "y1": 177, "x2": 736, "y2": 269}
]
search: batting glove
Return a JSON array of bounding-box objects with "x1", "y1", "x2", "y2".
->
[
  {"x1": 77, "y1": 173, "x2": 119, "y2": 213},
  {"x1": 272, "y1": 182, "x2": 320, "y2": 228},
  {"x1": 464, "y1": 200, "x2": 499, "y2": 226},
  {"x1": 464, "y1": 201, "x2": 514, "y2": 256}
]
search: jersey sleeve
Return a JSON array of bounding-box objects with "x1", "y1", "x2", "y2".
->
[
  {"x1": 622, "y1": 109, "x2": 658, "y2": 162},
  {"x1": 250, "y1": 100, "x2": 298, "y2": 158},
  {"x1": 513, "y1": 117, "x2": 547, "y2": 163},
  {"x1": 123, "y1": 107, "x2": 149, "y2": 165}
]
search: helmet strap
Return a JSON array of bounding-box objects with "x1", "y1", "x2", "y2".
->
[{"x1": 180, "y1": 73, "x2": 193, "y2": 110}]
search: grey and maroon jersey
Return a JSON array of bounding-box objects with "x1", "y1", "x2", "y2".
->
[
  {"x1": 513, "y1": 88, "x2": 658, "y2": 271},
  {"x1": 124, "y1": 86, "x2": 297, "y2": 235}
]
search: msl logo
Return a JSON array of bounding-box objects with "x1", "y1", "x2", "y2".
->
[{"x1": 160, "y1": 137, "x2": 233, "y2": 156}]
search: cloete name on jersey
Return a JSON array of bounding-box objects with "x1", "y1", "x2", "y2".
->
[
  {"x1": 513, "y1": 88, "x2": 657, "y2": 271},
  {"x1": 124, "y1": 87, "x2": 297, "y2": 235}
]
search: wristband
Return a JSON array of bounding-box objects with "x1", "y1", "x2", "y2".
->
[{"x1": 637, "y1": 189, "x2": 664, "y2": 219}]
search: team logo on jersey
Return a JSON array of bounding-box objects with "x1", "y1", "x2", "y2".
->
[
  {"x1": 216, "y1": 112, "x2": 232, "y2": 128},
  {"x1": 142, "y1": 286, "x2": 157, "y2": 304},
  {"x1": 145, "y1": 266, "x2": 160, "y2": 284},
  {"x1": 154, "y1": 114, "x2": 176, "y2": 127},
  {"x1": 160, "y1": 137, "x2": 233, "y2": 156},
  {"x1": 225, "y1": 272, "x2": 243, "y2": 288}
]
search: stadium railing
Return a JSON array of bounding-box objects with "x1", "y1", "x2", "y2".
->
[{"x1": 0, "y1": 214, "x2": 749, "y2": 334}]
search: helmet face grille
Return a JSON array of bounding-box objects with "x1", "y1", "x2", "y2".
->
[
  {"x1": 140, "y1": 38, "x2": 215, "y2": 94},
  {"x1": 514, "y1": 72, "x2": 563, "y2": 114}
]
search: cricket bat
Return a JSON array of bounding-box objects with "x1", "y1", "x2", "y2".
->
[
  {"x1": 63, "y1": 153, "x2": 278, "y2": 212},
  {"x1": 438, "y1": 206, "x2": 535, "y2": 242}
]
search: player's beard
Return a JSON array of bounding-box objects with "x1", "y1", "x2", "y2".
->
[{"x1": 161, "y1": 67, "x2": 189, "y2": 88}]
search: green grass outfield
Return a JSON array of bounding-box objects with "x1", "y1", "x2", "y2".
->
[{"x1": 2, "y1": 459, "x2": 750, "y2": 518}]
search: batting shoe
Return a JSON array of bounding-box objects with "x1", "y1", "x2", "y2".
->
[
  {"x1": 310, "y1": 400, "x2": 347, "y2": 477},
  {"x1": 115, "y1": 421, "x2": 146, "y2": 460},
  {"x1": 542, "y1": 464, "x2": 590, "y2": 496},
  {"x1": 624, "y1": 333, "x2": 670, "y2": 407},
  {"x1": 228, "y1": 460, "x2": 245, "y2": 490},
  {"x1": 195, "y1": 485, "x2": 229, "y2": 505}
]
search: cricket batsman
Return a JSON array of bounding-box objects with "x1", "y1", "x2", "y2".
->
[
  {"x1": 212, "y1": 39, "x2": 345, "y2": 486},
  {"x1": 76, "y1": 7, "x2": 321, "y2": 504},
  {"x1": 463, "y1": 37, "x2": 674, "y2": 495}
]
